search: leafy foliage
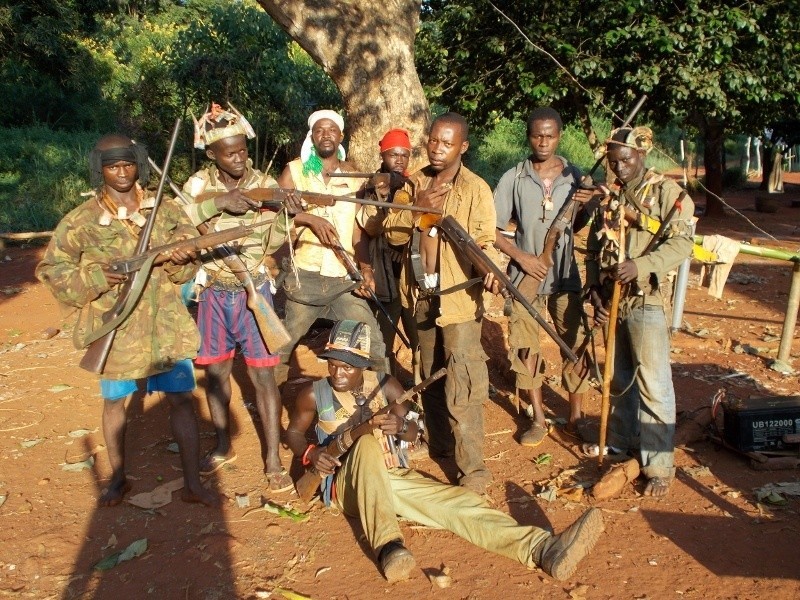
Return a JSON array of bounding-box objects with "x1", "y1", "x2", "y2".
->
[{"x1": 417, "y1": 1, "x2": 800, "y2": 137}]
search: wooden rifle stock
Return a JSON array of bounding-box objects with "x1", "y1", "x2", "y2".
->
[
  {"x1": 147, "y1": 158, "x2": 291, "y2": 354},
  {"x1": 79, "y1": 119, "x2": 182, "y2": 374},
  {"x1": 295, "y1": 368, "x2": 447, "y2": 502},
  {"x1": 108, "y1": 221, "x2": 274, "y2": 274},
  {"x1": 437, "y1": 216, "x2": 578, "y2": 363},
  {"x1": 518, "y1": 95, "x2": 649, "y2": 298}
]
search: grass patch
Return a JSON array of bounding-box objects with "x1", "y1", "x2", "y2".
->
[{"x1": 0, "y1": 126, "x2": 97, "y2": 233}]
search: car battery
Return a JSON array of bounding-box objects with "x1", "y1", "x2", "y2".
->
[{"x1": 722, "y1": 395, "x2": 800, "y2": 452}]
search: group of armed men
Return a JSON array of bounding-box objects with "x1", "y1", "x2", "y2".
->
[{"x1": 36, "y1": 104, "x2": 694, "y2": 583}]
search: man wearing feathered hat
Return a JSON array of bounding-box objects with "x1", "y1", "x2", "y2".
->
[
  {"x1": 584, "y1": 126, "x2": 695, "y2": 498},
  {"x1": 182, "y1": 102, "x2": 297, "y2": 492},
  {"x1": 274, "y1": 109, "x2": 387, "y2": 383}
]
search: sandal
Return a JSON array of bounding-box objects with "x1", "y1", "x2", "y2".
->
[
  {"x1": 199, "y1": 452, "x2": 237, "y2": 476},
  {"x1": 643, "y1": 476, "x2": 672, "y2": 498},
  {"x1": 520, "y1": 422, "x2": 551, "y2": 447},
  {"x1": 561, "y1": 419, "x2": 595, "y2": 442},
  {"x1": 265, "y1": 468, "x2": 294, "y2": 493}
]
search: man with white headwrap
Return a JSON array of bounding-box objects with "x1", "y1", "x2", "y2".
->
[
  {"x1": 275, "y1": 110, "x2": 387, "y2": 382},
  {"x1": 583, "y1": 126, "x2": 695, "y2": 498}
]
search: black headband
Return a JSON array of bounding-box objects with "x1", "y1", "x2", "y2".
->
[
  {"x1": 99, "y1": 146, "x2": 138, "y2": 166},
  {"x1": 88, "y1": 140, "x2": 150, "y2": 187}
]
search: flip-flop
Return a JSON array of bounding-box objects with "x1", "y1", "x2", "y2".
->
[
  {"x1": 199, "y1": 452, "x2": 238, "y2": 476},
  {"x1": 520, "y1": 422, "x2": 551, "y2": 447},
  {"x1": 265, "y1": 468, "x2": 294, "y2": 493}
]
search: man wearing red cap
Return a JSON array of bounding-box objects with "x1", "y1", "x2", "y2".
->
[{"x1": 358, "y1": 129, "x2": 418, "y2": 380}]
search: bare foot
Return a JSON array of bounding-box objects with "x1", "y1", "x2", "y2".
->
[
  {"x1": 181, "y1": 485, "x2": 222, "y2": 507},
  {"x1": 99, "y1": 479, "x2": 131, "y2": 507},
  {"x1": 643, "y1": 476, "x2": 671, "y2": 498}
]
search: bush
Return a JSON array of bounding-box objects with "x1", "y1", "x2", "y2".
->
[{"x1": 0, "y1": 126, "x2": 97, "y2": 233}]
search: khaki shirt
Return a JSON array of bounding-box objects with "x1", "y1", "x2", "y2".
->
[
  {"x1": 384, "y1": 164, "x2": 498, "y2": 327},
  {"x1": 36, "y1": 192, "x2": 200, "y2": 380},
  {"x1": 287, "y1": 159, "x2": 361, "y2": 278},
  {"x1": 182, "y1": 162, "x2": 290, "y2": 281},
  {"x1": 586, "y1": 169, "x2": 695, "y2": 310}
]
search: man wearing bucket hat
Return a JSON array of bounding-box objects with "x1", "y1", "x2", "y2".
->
[
  {"x1": 584, "y1": 126, "x2": 695, "y2": 498},
  {"x1": 275, "y1": 110, "x2": 387, "y2": 382},
  {"x1": 286, "y1": 320, "x2": 605, "y2": 583}
]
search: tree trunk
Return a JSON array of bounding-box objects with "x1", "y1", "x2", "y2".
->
[
  {"x1": 703, "y1": 121, "x2": 725, "y2": 217},
  {"x1": 256, "y1": 1, "x2": 430, "y2": 171}
]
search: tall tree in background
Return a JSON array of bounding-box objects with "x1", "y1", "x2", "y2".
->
[
  {"x1": 417, "y1": 0, "x2": 800, "y2": 216},
  {"x1": 256, "y1": 0, "x2": 431, "y2": 170}
]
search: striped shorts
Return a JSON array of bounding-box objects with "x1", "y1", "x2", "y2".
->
[{"x1": 195, "y1": 282, "x2": 280, "y2": 368}]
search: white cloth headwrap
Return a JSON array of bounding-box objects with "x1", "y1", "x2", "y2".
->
[{"x1": 300, "y1": 110, "x2": 346, "y2": 163}]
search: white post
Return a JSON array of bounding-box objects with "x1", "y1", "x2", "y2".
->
[{"x1": 744, "y1": 136, "x2": 752, "y2": 176}]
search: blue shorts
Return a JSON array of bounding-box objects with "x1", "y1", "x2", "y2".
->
[
  {"x1": 195, "y1": 281, "x2": 280, "y2": 368},
  {"x1": 99, "y1": 359, "x2": 196, "y2": 401}
]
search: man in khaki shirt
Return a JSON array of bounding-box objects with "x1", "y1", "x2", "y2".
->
[{"x1": 384, "y1": 112, "x2": 497, "y2": 494}]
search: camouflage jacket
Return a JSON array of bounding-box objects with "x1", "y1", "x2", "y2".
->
[{"x1": 36, "y1": 191, "x2": 200, "y2": 380}]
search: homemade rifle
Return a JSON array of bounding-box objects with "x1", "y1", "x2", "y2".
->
[
  {"x1": 196, "y1": 187, "x2": 439, "y2": 215},
  {"x1": 146, "y1": 157, "x2": 291, "y2": 353},
  {"x1": 329, "y1": 239, "x2": 411, "y2": 349},
  {"x1": 79, "y1": 119, "x2": 181, "y2": 373},
  {"x1": 518, "y1": 95, "x2": 648, "y2": 299},
  {"x1": 326, "y1": 171, "x2": 410, "y2": 191},
  {"x1": 569, "y1": 190, "x2": 688, "y2": 372},
  {"x1": 295, "y1": 367, "x2": 447, "y2": 502},
  {"x1": 437, "y1": 216, "x2": 578, "y2": 363},
  {"x1": 595, "y1": 192, "x2": 685, "y2": 466},
  {"x1": 108, "y1": 220, "x2": 281, "y2": 274}
]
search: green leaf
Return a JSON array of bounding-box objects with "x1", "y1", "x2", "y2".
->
[
  {"x1": 93, "y1": 538, "x2": 148, "y2": 571},
  {"x1": 262, "y1": 500, "x2": 309, "y2": 523}
]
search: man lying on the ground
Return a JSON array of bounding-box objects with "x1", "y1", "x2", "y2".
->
[{"x1": 285, "y1": 319, "x2": 605, "y2": 583}]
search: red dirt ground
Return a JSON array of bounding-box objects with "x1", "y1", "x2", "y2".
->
[{"x1": 1, "y1": 175, "x2": 799, "y2": 599}]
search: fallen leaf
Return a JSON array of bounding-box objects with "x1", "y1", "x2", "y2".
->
[
  {"x1": 48, "y1": 384, "x2": 72, "y2": 393},
  {"x1": 314, "y1": 566, "x2": 331, "y2": 578},
  {"x1": 93, "y1": 538, "x2": 147, "y2": 571},
  {"x1": 569, "y1": 583, "x2": 590, "y2": 599},
  {"x1": 21, "y1": 438, "x2": 43, "y2": 448},
  {"x1": 274, "y1": 588, "x2": 312, "y2": 600},
  {"x1": 236, "y1": 494, "x2": 251, "y2": 508},
  {"x1": 127, "y1": 477, "x2": 183, "y2": 509},
  {"x1": 262, "y1": 500, "x2": 309, "y2": 523},
  {"x1": 102, "y1": 534, "x2": 118, "y2": 550},
  {"x1": 533, "y1": 453, "x2": 552, "y2": 465},
  {"x1": 61, "y1": 456, "x2": 95, "y2": 472},
  {"x1": 166, "y1": 442, "x2": 179, "y2": 453},
  {"x1": 0, "y1": 494, "x2": 6, "y2": 508},
  {"x1": 68, "y1": 428, "x2": 96, "y2": 438}
]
